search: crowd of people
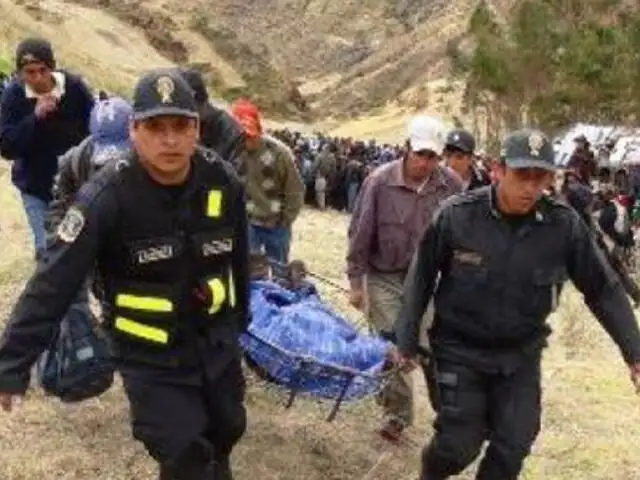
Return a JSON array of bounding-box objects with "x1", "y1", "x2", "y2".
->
[
  {"x1": 0, "y1": 35, "x2": 639, "y2": 480},
  {"x1": 268, "y1": 128, "x2": 497, "y2": 213},
  {"x1": 270, "y1": 130, "x2": 396, "y2": 212}
]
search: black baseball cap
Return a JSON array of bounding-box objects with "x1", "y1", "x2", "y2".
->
[
  {"x1": 132, "y1": 68, "x2": 198, "y2": 121},
  {"x1": 445, "y1": 129, "x2": 475, "y2": 154},
  {"x1": 501, "y1": 128, "x2": 555, "y2": 172},
  {"x1": 15, "y1": 38, "x2": 55, "y2": 70}
]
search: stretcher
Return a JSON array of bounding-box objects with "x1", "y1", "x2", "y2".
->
[{"x1": 240, "y1": 256, "x2": 394, "y2": 421}]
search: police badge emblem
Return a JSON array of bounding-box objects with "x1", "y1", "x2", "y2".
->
[
  {"x1": 56, "y1": 206, "x2": 86, "y2": 243},
  {"x1": 155, "y1": 76, "x2": 175, "y2": 104},
  {"x1": 528, "y1": 132, "x2": 545, "y2": 157}
]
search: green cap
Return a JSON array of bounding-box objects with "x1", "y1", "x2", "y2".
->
[
  {"x1": 132, "y1": 68, "x2": 198, "y2": 121},
  {"x1": 500, "y1": 128, "x2": 555, "y2": 172}
]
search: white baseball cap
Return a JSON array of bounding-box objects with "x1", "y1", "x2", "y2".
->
[{"x1": 407, "y1": 115, "x2": 446, "y2": 154}]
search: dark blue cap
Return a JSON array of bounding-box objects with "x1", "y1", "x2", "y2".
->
[
  {"x1": 132, "y1": 68, "x2": 198, "y2": 121},
  {"x1": 501, "y1": 128, "x2": 555, "y2": 172}
]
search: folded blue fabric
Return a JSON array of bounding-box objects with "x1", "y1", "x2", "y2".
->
[{"x1": 240, "y1": 280, "x2": 391, "y2": 401}]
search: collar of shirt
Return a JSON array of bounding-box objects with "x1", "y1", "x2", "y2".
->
[
  {"x1": 237, "y1": 137, "x2": 267, "y2": 164},
  {"x1": 488, "y1": 185, "x2": 546, "y2": 223},
  {"x1": 24, "y1": 71, "x2": 66, "y2": 99}
]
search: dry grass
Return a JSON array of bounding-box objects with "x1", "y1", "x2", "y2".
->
[
  {"x1": 319, "y1": 79, "x2": 466, "y2": 143},
  {"x1": 0, "y1": 0, "x2": 174, "y2": 95},
  {"x1": 0, "y1": 0, "x2": 480, "y2": 119},
  {"x1": 0, "y1": 162, "x2": 639, "y2": 479}
]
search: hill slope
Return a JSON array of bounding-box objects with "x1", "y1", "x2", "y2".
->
[
  {"x1": 0, "y1": 164, "x2": 640, "y2": 478},
  {"x1": 1, "y1": 0, "x2": 491, "y2": 122}
]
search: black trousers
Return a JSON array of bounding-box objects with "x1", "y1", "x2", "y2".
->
[
  {"x1": 121, "y1": 356, "x2": 247, "y2": 480},
  {"x1": 421, "y1": 357, "x2": 541, "y2": 479}
]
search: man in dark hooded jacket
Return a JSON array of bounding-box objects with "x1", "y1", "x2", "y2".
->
[{"x1": 178, "y1": 68, "x2": 245, "y2": 163}]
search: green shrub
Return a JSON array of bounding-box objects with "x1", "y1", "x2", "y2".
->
[{"x1": 0, "y1": 56, "x2": 12, "y2": 74}]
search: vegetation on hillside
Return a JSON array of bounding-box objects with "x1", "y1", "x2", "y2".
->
[
  {"x1": 448, "y1": 0, "x2": 640, "y2": 150},
  {"x1": 1, "y1": 165, "x2": 640, "y2": 478},
  {"x1": 0, "y1": 56, "x2": 10, "y2": 74}
]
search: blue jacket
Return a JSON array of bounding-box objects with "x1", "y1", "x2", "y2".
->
[{"x1": 0, "y1": 71, "x2": 94, "y2": 201}]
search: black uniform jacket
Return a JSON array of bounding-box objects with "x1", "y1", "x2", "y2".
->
[
  {"x1": 0, "y1": 147, "x2": 250, "y2": 393},
  {"x1": 199, "y1": 103, "x2": 246, "y2": 164},
  {"x1": 396, "y1": 186, "x2": 640, "y2": 373}
]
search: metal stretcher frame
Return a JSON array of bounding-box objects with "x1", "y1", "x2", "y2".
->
[
  {"x1": 242, "y1": 256, "x2": 391, "y2": 422},
  {"x1": 243, "y1": 329, "x2": 388, "y2": 422}
]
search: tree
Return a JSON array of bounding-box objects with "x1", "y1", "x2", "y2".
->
[{"x1": 448, "y1": 0, "x2": 640, "y2": 149}]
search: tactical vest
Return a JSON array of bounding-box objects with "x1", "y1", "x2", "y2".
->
[{"x1": 100, "y1": 156, "x2": 241, "y2": 355}]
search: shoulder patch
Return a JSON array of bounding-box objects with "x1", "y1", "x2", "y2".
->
[{"x1": 56, "y1": 206, "x2": 85, "y2": 243}]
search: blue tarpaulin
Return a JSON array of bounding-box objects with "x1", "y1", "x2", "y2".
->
[{"x1": 240, "y1": 280, "x2": 391, "y2": 402}]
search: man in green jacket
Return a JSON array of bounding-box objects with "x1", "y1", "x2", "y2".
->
[{"x1": 231, "y1": 98, "x2": 304, "y2": 263}]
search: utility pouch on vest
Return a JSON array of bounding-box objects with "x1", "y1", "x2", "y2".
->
[
  {"x1": 110, "y1": 280, "x2": 181, "y2": 347},
  {"x1": 192, "y1": 266, "x2": 238, "y2": 316}
]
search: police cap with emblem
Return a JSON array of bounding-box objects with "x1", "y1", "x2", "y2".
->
[
  {"x1": 132, "y1": 68, "x2": 199, "y2": 121},
  {"x1": 445, "y1": 129, "x2": 475, "y2": 154},
  {"x1": 501, "y1": 128, "x2": 556, "y2": 172}
]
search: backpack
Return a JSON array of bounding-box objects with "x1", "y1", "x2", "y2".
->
[{"x1": 37, "y1": 302, "x2": 115, "y2": 403}]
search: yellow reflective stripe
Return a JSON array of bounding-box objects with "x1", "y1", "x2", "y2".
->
[
  {"x1": 115, "y1": 294, "x2": 173, "y2": 312},
  {"x1": 207, "y1": 190, "x2": 222, "y2": 218},
  {"x1": 207, "y1": 278, "x2": 226, "y2": 314},
  {"x1": 115, "y1": 317, "x2": 168, "y2": 344},
  {"x1": 115, "y1": 294, "x2": 173, "y2": 313},
  {"x1": 228, "y1": 268, "x2": 236, "y2": 307}
]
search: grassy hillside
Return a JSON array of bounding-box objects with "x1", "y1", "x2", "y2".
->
[
  {"x1": 0, "y1": 162, "x2": 639, "y2": 478},
  {"x1": 1, "y1": 2, "x2": 640, "y2": 476},
  {"x1": 0, "y1": 56, "x2": 10, "y2": 74},
  {"x1": 0, "y1": 0, "x2": 484, "y2": 121}
]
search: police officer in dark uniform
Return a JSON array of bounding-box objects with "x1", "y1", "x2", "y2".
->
[
  {"x1": 443, "y1": 129, "x2": 490, "y2": 191},
  {"x1": 394, "y1": 128, "x2": 640, "y2": 479},
  {"x1": 0, "y1": 68, "x2": 249, "y2": 480}
]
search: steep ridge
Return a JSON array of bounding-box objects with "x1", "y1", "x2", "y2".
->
[{"x1": 1, "y1": 0, "x2": 490, "y2": 121}]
